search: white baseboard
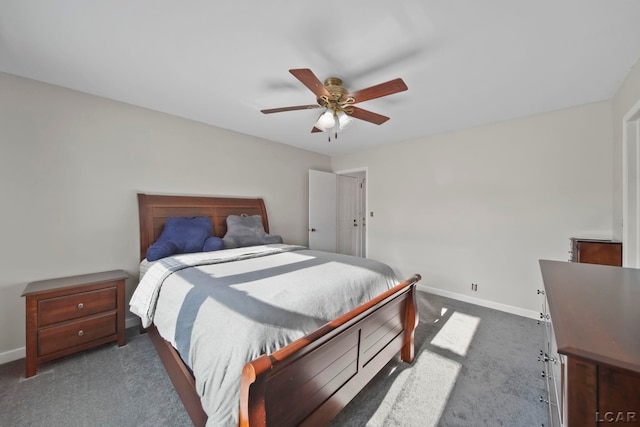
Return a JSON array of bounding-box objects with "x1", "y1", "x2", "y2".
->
[
  {"x1": 125, "y1": 316, "x2": 140, "y2": 329},
  {"x1": 417, "y1": 283, "x2": 539, "y2": 320},
  {"x1": 0, "y1": 346, "x2": 25, "y2": 365},
  {"x1": 0, "y1": 317, "x2": 142, "y2": 366},
  {"x1": 0, "y1": 347, "x2": 27, "y2": 365}
]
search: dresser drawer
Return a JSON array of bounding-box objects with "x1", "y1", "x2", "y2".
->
[
  {"x1": 38, "y1": 286, "x2": 117, "y2": 327},
  {"x1": 38, "y1": 312, "x2": 117, "y2": 357}
]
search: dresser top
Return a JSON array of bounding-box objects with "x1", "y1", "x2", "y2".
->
[
  {"x1": 570, "y1": 236, "x2": 622, "y2": 243},
  {"x1": 539, "y1": 260, "x2": 640, "y2": 374}
]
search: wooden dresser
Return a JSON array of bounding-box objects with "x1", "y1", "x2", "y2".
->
[
  {"x1": 22, "y1": 270, "x2": 128, "y2": 377},
  {"x1": 569, "y1": 237, "x2": 622, "y2": 266},
  {"x1": 539, "y1": 260, "x2": 640, "y2": 427}
]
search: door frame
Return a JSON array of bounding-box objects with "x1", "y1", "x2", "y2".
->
[
  {"x1": 335, "y1": 167, "x2": 368, "y2": 258},
  {"x1": 622, "y1": 98, "x2": 640, "y2": 268}
]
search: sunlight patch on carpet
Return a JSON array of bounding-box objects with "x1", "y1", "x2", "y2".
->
[
  {"x1": 430, "y1": 311, "x2": 480, "y2": 356},
  {"x1": 378, "y1": 350, "x2": 461, "y2": 426},
  {"x1": 434, "y1": 307, "x2": 448, "y2": 323}
]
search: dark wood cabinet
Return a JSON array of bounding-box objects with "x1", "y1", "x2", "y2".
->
[
  {"x1": 22, "y1": 270, "x2": 128, "y2": 377},
  {"x1": 570, "y1": 237, "x2": 622, "y2": 266},
  {"x1": 539, "y1": 260, "x2": 640, "y2": 427}
]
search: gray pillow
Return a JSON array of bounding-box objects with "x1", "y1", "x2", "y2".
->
[{"x1": 222, "y1": 214, "x2": 283, "y2": 248}]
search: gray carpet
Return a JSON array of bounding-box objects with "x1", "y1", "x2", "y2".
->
[
  {"x1": 0, "y1": 291, "x2": 547, "y2": 426},
  {"x1": 330, "y1": 291, "x2": 547, "y2": 426}
]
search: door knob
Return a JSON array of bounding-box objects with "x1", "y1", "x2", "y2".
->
[{"x1": 309, "y1": 228, "x2": 316, "y2": 232}]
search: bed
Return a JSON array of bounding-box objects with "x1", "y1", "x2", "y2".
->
[{"x1": 133, "y1": 193, "x2": 421, "y2": 426}]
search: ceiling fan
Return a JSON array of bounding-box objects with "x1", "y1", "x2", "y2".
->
[{"x1": 261, "y1": 68, "x2": 408, "y2": 141}]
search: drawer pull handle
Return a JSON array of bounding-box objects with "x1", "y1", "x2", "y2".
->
[
  {"x1": 77, "y1": 303, "x2": 84, "y2": 310},
  {"x1": 78, "y1": 330, "x2": 84, "y2": 337},
  {"x1": 538, "y1": 352, "x2": 557, "y2": 363}
]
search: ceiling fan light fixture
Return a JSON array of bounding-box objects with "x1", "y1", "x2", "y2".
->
[
  {"x1": 337, "y1": 110, "x2": 353, "y2": 131},
  {"x1": 315, "y1": 109, "x2": 335, "y2": 130},
  {"x1": 263, "y1": 69, "x2": 407, "y2": 140}
]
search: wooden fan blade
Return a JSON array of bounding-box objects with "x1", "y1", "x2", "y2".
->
[
  {"x1": 345, "y1": 78, "x2": 408, "y2": 104},
  {"x1": 261, "y1": 105, "x2": 321, "y2": 114},
  {"x1": 348, "y1": 106, "x2": 390, "y2": 125},
  {"x1": 311, "y1": 127, "x2": 323, "y2": 133},
  {"x1": 289, "y1": 69, "x2": 331, "y2": 99}
]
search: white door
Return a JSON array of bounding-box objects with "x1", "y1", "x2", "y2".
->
[
  {"x1": 337, "y1": 175, "x2": 359, "y2": 256},
  {"x1": 623, "y1": 99, "x2": 640, "y2": 267},
  {"x1": 309, "y1": 170, "x2": 336, "y2": 252}
]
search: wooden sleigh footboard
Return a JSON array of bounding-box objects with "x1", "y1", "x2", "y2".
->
[
  {"x1": 147, "y1": 274, "x2": 420, "y2": 427},
  {"x1": 240, "y1": 274, "x2": 421, "y2": 426}
]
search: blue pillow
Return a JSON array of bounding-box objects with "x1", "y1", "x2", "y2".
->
[
  {"x1": 146, "y1": 240, "x2": 179, "y2": 262},
  {"x1": 202, "y1": 236, "x2": 224, "y2": 252},
  {"x1": 151, "y1": 216, "x2": 212, "y2": 258}
]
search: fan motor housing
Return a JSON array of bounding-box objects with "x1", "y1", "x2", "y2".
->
[{"x1": 317, "y1": 77, "x2": 349, "y2": 107}]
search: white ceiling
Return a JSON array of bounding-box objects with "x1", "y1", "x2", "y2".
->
[{"x1": 2, "y1": 1, "x2": 640, "y2": 156}]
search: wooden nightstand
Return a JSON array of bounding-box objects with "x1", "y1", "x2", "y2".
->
[{"x1": 22, "y1": 270, "x2": 128, "y2": 377}]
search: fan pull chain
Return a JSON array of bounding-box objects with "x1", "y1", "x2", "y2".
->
[{"x1": 331, "y1": 112, "x2": 338, "y2": 142}]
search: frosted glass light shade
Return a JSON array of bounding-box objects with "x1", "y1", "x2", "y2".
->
[
  {"x1": 315, "y1": 110, "x2": 335, "y2": 130},
  {"x1": 337, "y1": 111, "x2": 353, "y2": 131}
]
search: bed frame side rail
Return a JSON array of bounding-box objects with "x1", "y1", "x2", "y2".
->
[{"x1": 147, "y1": 326, "x2": 208, "y2": 427}]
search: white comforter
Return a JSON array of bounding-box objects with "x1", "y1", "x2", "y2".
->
[{"x1": 130, "y1": 244, "x2": 305, "y2": 329}]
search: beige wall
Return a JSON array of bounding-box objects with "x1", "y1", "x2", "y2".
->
[
  {"x1": 0, "y1": 72, "x2": 331, "y2": 360},
  {"x1": 612, "y1": 58, "x2": 640, "y2": 240},
  {"x1": 332, "y1": 102, "x2": 614, "y2": 317}
]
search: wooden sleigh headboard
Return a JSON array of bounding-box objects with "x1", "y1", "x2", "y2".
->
[{"x1": 137, "y1": 193, "x2": 269, "y2": 261}]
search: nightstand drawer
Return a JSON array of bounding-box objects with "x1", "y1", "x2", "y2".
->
[
  {"x1": 38, "y1": 312, "x2": 117, "y2": 357},
  {"x1": 38, "y1": 286, "x2": 117, "y2": 327}
]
